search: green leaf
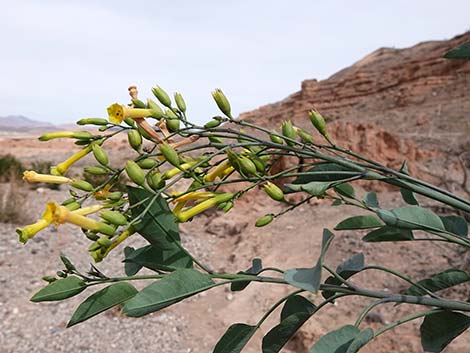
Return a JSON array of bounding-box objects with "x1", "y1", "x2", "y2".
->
[
  {"x1": 310, "y1": 325, "x2": 360, "y2": 353},
  {"x1": 334, "y1": 215, "x2": 382, "y2": 230},
  {"x1": 284, "y1": 229, "x2": 334, "y2": 293},
  {"x1": 334, "y1": 183, "x2": 355, "y2": 199},
  {"x1": 440, "y1": 215, "x2": 468, "y2": 237},
  {"x1": 377, "y1": 206, "x2": 444, "y2": 231},
  {"x1": 322, "y1": 253, "x2": 365, "y2": 300},
  {"x1": 127, "y1": 186, "x2": 180, "y2": 249},
  {"x1": 291, "y1": 163, "x2": 359, "y2": 184},
  {"x1": 363, "y1": 192, "x2": 379, "y2": 208},
  {"x1": 285, "y1": 181, "x2": 334, "y2": 197},
  {"x1": 231, "y1": 258, "x2": 262, "y2": 292},
  {"x1": 122, "y1": 269, "x2": 215, "y2": 317},
  {"x1": 444, "y1": 42, "x2": 470, "y2": 60},
  {"x1": 420, "y1": 311, "x2": 470, "y2": 352},
  {"x1": 346, "y1": 328, "x2": 374, "y2": 353},
  {"x1": 124, "y1": 247, "x2": 143, "y2": 276},
  {"x1": 124, "y1": 244, "x2": 193, "y2": 273},
  {"x1": 363, "y1": 226, "x2": 414, "y2": 242},
  {"x1": 67, "y1": 282, "x2": 138, "y2": 327},
  {"x1": 403, "y1": 269, "x2": 470, "y2": 296},
  {"x1": 213, "y1": 323, "x2": 257, "y2": 353},
  {"x1": 31, "y1": 276, "x2": 86, "y2": 302},
  {"x1": 262, "y1": 295, "x2": 316, "y2": 353},
  {"x1": 332, "y1": 199, "x2": 343, "y2": 206},
  {"x1": 399, "y1": 161, "x2": 419, "y2": 205}
]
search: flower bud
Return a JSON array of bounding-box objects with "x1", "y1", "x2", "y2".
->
[
  {"x1": 152, "y1": 85, "x2": 172, "y2": 107},
  {"x1": 251, "y1": 156, "x2": 266, "y2": 174},
  {"x1": 137, "y1": 158, "x2": 157, "y2": 169},
  {"x1": 174, "y1": 92, "x2": 186, "y2": 112},
  {"x1": 239, "y1": 156, "x2": 258, "y2": 176},
  {"x1": 262, "y1": 182, "x2": 284, "y2": 201},
  {"x1": 137, "y1": 125, "x2": 153, "y2": 141},
  {"x1": 297, "y1": 129, "x2": 314, "y2": 144},
  {"x1": 127, "y1": 130, "x2": 142, "y2": 151},
  {"x1": 92, "y1": 144, "x2": 109, "y2": 166},
  {"x1": 211, "y1": 89, "x2": 232, "y2": 118},
  {"x1": 204, "y1": 119, "x2": 221, "y2": 129},
  {"x1": 76, "y1": 118, "x2": 108, "y2": 126},
  {"x1": 97, "y1": 237, "x2": 112, "y2": 248},
  {"x1": 70, "y1": 180, "x2": 94, "y2": 192},
  {"x1": 159, "y1": 143, "x2": 180, "y2": 167},
  {"x1": 269, "y1": 131, "x2": 284, "y2": 144},
  {"x1": 255, "y1": 214, "x2": 274, "y2": 227},
  {"x1": 38, "y1": 131, "x2": 94, "y2": 141},
  {"x1": 147, "y1": 170, "x2": 166, "y2": 190},
  {"x1": 166, "y1": 117, "x2": 180, "y2": 132},
  {"x1": 147, "y1": 99, "x2": 164, "y2": 120},
  {"x1": 309, "y1": 110, "x2": 328, "y2": 137},
  {"x1": 84, "y1": 166, "x2": 109, "y2": 175},
  {"x1": 100, "y1": 210, "x2": 128, "y2": 226},
  {"x1": 107, "y1": 191, "x2": 123, "y2": 201},
  {"x1": 281, "y1": 121, "x2": 296, "y2": 146},
  {"x1": 57, "y1": 271, "x2": 67, "y2": 278},
  {"x1": 125, "y1": 160, "x2": 146, "y2": 185},
  {"x1": 86, "y1": 232, "x2": 100, "y2": 241},
  {"x1": 124, "y1": 117, "x2": 136, "y2": 127},
  {"x1": 42, "y1": 275, "x2": 56, "y2": 283},
  {"x1": 60, "y1": 255, "x2": 76, "y2": 272},
  {"x1": 64, "y1": 201, "x2": 81, "y2": 211},
  {"x1": 131, "y1": 98, "x2": 147, "y2": 109},
  {"x1": 221, "y1": 201, "x2": 234, "y2": 213}
]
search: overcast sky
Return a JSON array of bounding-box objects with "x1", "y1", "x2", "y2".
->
[{"x1": 0, "y1": 0, "x2": 469, "y2": 125}]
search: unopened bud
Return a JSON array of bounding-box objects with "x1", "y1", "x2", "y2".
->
[
  {"x1": 57, "y1": 271, "x2": 67, "y2": 278},
  {"x1": 70, "y1": 180, "x2": 94, "y2": 192},
  {"x1": 127, "y1": 129, "x2": 142, "y2": 151},
  {"x1": 131, "y1": 98, "x2": 147, "y2": 109},
  {"x1": 92, "y1": 144, "x2": 109, "y2": 166},
  {"x1": 309, "y1": 110, "x2": 328, "y2": 137},
  {"x1": 166, "y1": 117, "x2": 180, "y2": 132},
  {"x1": 174, "y1": 92, "x2": 186, "y2": 112},
  {"x1": 84, "y1": 166, "x2": 109, "y2": 175},
  {"x1": 65, "y1": 201, "x2": 81, "y2": 211},
  {"x1": 137, "y1": 158, "x2": 157, "y2": 169},
  {"x1": 262, "y1": 182, "x2": 284, "y2": 201},
  {"x1": 42, "y1": 275, "x2": 56, "y2": 283},
  {"x1": 281, "y1": 121, "x2": 296, "y2": 146},
  {"x1": 204, "y1": 119, "x2": 221, "y2": 129},
  {"x1": 269, "y1": 131, "x2": 284, "y2": 144},
  {"x1": 147, "y1": 99, "x2": 164, "y2": 120},
  {"x1": 239, "y1": 156, "x2": 258, "y2": 176},
  {"x1": 255, "y1": 214, "x2": 274, "y2": 227},
  {"x1": 100, "y1": 210, "x2": 128, "y2": 226},
  {"x1": 97, "y1": 237, "x2": 112, "y2": 248},
  {"x1": 60, "y1": 255, "x2": 76, "y2": 272},
  {"x1": 107, "y1": 191, "x2": 123, "y2": 201},
  {"x1": 124, "y1": 117, "x2": 136, "y2": 127},
  {"x1": 147, "y1": 170, "x2": 166, "y2": 190},
  {"x1": 297, "y1": 129, "x2": 314, "y2": 144},
  {"x1": 159, "y1": 143, "x2": 180, "y2": 167},
  {"x1": 152, "y1": 85, "x2": 172, "y2": 107},
  {"x1": 77, "y1": 118, "x2": 108, "y2": 126},
  {"x1": 221, "y1": 201, "x2": 234, "y2": 213},
  {"x1": 125, "y1": 160, "x2": 146, "y2": 185},
  {"x1": 211, "y1": 88, "x2": 232, "y2": 118},
  {"x1": 86, "y1": 232, "x2": 100, "y2": 241}
]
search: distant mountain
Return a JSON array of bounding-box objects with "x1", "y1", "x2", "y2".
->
[{"x1": 0, "y1": 115, "x2": 56, "y2": 132}]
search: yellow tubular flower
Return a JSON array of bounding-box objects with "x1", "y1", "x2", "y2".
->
[
  {"x1": 100, "y1": 227, "x2": 136, "y2": 261},
  {"x1": 164, "y1": 161, "x2": 198, "y2": 179},
  {"x1": 172, "y1": 191, "x2": 215, "y2": 204},
  {"x1": 53, "y1": 204, "x2": 114, "y2": 235},
  {"x1": 172, "y1": 201, "x2": 187, "y2": 214},
  {"x1": 23, "y1": 171, "x2": 71, "y2": 184},
  {"x1": 16, "y1": 201, "x2": 56, "y2": 244},
  {"x1": 203, "y1": 160, "x2": 232, "y2": 182},
  {"x1": 93, "y1": 184, "x2": 112, "y2": 200},
  {"x1": 51, "y1": 145, "x2": 93, "y2": 176},
  {"x1": 107, "y1": 103, "x2": 154, "y2": 124},
  {"x1": 175, "y1": 193, "x2": 233, "y2": 222}
]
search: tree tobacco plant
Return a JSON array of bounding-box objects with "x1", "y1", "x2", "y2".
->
[{"x1": 17, "y1": 48, "x2": 470, "y2": 352}]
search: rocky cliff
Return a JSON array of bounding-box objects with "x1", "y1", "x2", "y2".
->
[{"x1": 239, "y1": 32, "x2": 470, "y2": 190}]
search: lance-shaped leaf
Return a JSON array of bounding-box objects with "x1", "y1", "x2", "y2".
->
[
  {"x1": 310, "y1": 325, "x2": 360, "y2": 353},
  {"x1": 124, "y1": 244, "x2": 193, "y2": 273},
  {"x1": 444, "y1": 42, "x2": 470, "y2": 60},
  {"x1": 322, "y1": 253, "x2": 365, "y2": 300},
  {"x1": 284, "y1": 229, "x2": 334, "y2": 293},
  {"x1": 67, "y1": 282, "x2": 138, "y2": 327},
  {"x1": 346, "y1": 328, "x2": 374, "y2": 353},
  {"x1": 31, "y1": 276, "x2": 86, "y2": 302},
  {"x1": 377, "y1": 206, "x2": 444, "y2": 231},
  {"x1": 334, "y1": 183, "x2": 355, "y2": 199},
  {"x1": 399, "y1": 161, "x2": 419, "y2": 205},
  {"x1": 123, "y1": 246, "x2": 143, "y2": 276},
  {"x1": 213, "y1": 323, "x2": 257, "y2": 353},
  {"x1": 231, "y1": 258, "x2": 263, "y2": 292},
  {"x1": 362, "y1": 192, "x2": 379, "y2": 208},
  {"x1": 362, "y1": 226, "x2": 414, "y2": 242},
  {"x1": 335, "y1": 215, "x2": 383, "y2": 230},
  {"x1": 290, "y1": 163, "x2": 360, "y2": 185},
  {"x1": 440, "y1": 215, "x2": 468, "y2": 238},
  {"x1": 262, "y1": 295, "x2": 316, "y2": 353},
  {"x1": 122, "y1": 269, "x2": 215, "y2": 317},
  {"x1": 403, "y1": 269, "x2": 470, "y2": 296},
  {"x1": 127, "y1": 186, "x2": 181, "y2": 249},
  {"x1": 420, "y1": 311, "x2": 470, "y2": 352}
]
